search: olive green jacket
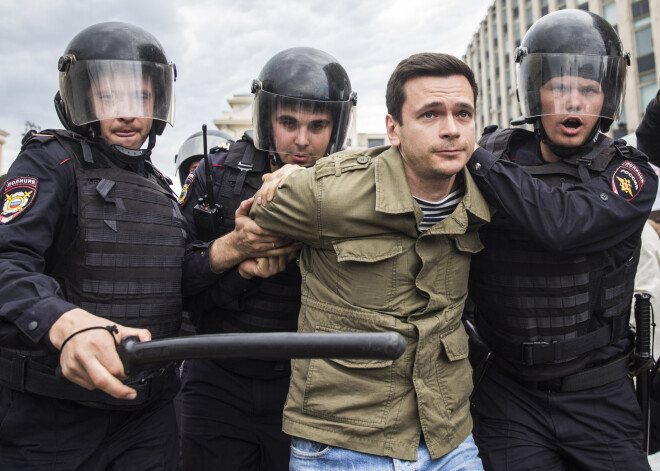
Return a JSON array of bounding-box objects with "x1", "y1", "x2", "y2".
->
[{"x1": 250, "y1": 145, "x2": 492, "y2": 460}]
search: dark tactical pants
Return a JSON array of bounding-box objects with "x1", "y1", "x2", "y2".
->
[
  {"x1": 180, "y1": 358, "x2": 290, "y2": 471},
  {"x1": 0, "y1": 377, "x2": 179, "y2": 470},
  {"x1": 471, "y1": 366, "x2": 651, "y2": 471}
]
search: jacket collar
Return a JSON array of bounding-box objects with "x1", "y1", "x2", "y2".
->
[{"x1": 374, "y1": 146, "x2": 491, "y2": 233}]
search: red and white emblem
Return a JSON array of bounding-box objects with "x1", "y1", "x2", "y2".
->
[
  {"x1": 1, "y1": 177, "x2": 38, "y2": 224},
  {"x1": 178, "y1": 173, "x2": 195, "y2": 208}
]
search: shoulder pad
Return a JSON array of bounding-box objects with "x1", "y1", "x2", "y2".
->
[
  {"x1": 314, "y1": 149, "x2": 376, "y2": 178},
  {"x1": 210, "y1": 141, "x2": 231, "y2": 153},
  {"x1": 482, "y1": 124, "x2": 498, "y2": 136},
  {"x1": 613, "y1": 139, "x2": 638, "y2": 160},
  {"x1": 242, "y1": 130, "x2": 254, "y2": 143},
  {"x1": 21, "y1": 131, "x2": 55, "y2": 149}
]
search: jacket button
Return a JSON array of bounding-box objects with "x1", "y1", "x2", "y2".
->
[
  {"x1": 28, "y1": 321, "x2": 38, "y2": 331},
  {"x1": 357, "y1": 156, "x2": 368, "y2": 164},
  {"x1": 600, "y1": 193, "x2": 608, "y2": 201},
  {"x1": 474, "y1": 163, "x2": 482, "y2": 171}
]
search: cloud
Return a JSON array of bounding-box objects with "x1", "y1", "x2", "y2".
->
[{"x1": 0, "y1": 0, "x2": 492, "y2": 185}]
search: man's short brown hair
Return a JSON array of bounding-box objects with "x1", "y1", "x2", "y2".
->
[{"x1": 386, "y1": 53, "x2": 478, "y2": 124}]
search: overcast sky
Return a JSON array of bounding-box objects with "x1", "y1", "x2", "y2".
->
[{"x1": 0, "y1": 0, "x2": 493, "y2": 185}]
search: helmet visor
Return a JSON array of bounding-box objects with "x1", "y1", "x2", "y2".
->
[
  {"x1": 252, "y1": 90, "x2": 354, "y2": 160},
  {"x1": 517, "y1": 54, "x2": 627, "y2": 120},
  {"x1": 60, "y1": 59, "x2": 175, "y2": 126}
]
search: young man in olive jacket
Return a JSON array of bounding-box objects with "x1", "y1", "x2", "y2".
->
[{"x1": 251, "y1": 52, "x2": 491, "y2": 470}]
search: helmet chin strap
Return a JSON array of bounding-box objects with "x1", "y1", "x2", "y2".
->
[
  {"x1": 109, "y1": 127, "x2": 157, "y2": 163},
  {"x1": 269, "y1": 152, "x2": 284, "y2": 168},
  {"x1": 535, "y1": 118, "x2": 601, "y2": 158}
]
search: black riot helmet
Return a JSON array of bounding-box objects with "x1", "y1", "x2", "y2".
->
[
  {"x1": 55, "y1": 22, "x2": 176, "y2": 151},
  {"x1": 514, "y1": 9, "x2": 629, "y2": 134},
  {"x1": 174, "y1": 129, "x2": 234, "y2": 186},
  {"x1": 251, "y1": 47, "x2": 357, "y2": 165}
]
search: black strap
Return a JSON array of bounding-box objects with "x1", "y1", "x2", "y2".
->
[
  {"x1": 518, "y1": 354, "x2": 631, "y2": 392},
  {"x1": 478, "y1": 314, "x2": 613, "y2": 366},
  {"x1": 234, "y1": 143, "x2": 256, "y2": 196},
  {"x1": 60, "y1": 325, "x2": 118, "y2": 352},
  {"x1": 0, "y1": 354, "x2": 173, "y2": 410}
]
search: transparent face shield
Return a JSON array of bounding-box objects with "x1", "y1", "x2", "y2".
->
[
  {"x1": 516, "y1": 53, "x2": 627, "y2": 120},
  {"x1": 59, "y1": 59, "x2": 176, "y2": 126},
  {"x1": 175, "y1": 134, "x2": 231, "y2": 175},
  {"x1": 252, "y1": 90, "x2": 354, "y2": 158}
]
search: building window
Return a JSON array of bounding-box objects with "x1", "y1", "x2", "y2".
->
[
  {"x1": 632, "y1": 0, "x2": 650, "y2": 19},
  {"x1": 525, "y1": 0, "x2": 533, "y2": 27},
  {"x1": 602, "y1": 1, "x2": 617, "y2": 26},
  {"x1": 541, "y1": 0, "x2": 548, "y2": 16},
  {"x1": 557, "y1": 0, "x2": 566, "y2": 10},
  {"x1": 367, "y1": 138, "x2": 384, "y2": 148},
  {"x1": 640, "y1": 82, "x2": 657, "y2": 111},
  {"x1": 577, "y1": 1, "x2": 589, "y2": 10},
  {"x1": 635, "y1": 26, "x2": 655, "y2": 73},
  {"x1": 632, "y1": 0, "x2": 651, "y2": 28}
]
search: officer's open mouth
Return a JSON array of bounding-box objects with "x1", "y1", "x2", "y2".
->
[{"x1": 562, "y1": 118, "x2": 583, "y2": 129}]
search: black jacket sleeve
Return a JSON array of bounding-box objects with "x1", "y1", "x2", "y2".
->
[
  {"x1": 636, "y1": 90, "x2": 660, "y2": 167},
  {"x1": 0, "y1": 139, "x2": 79, "y2": 349},
  {"x1": 469, "y1": 145, "x2": 658, "y2": 255}
]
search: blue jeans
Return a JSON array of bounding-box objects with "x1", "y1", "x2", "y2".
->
[{"x1": 289, "y1": 434, "x2": 483, "y2": 471}]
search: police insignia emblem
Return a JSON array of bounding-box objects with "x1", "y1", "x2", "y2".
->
[
  {"x1": 178, "y1": 173, "x2": 195, "y2": 207},
  {"x1": 1, "y1": 177, "x2": 38, "y2": 224},
  {"x1": 611, "y1": 161, "x2": 645, "y2": 201}
]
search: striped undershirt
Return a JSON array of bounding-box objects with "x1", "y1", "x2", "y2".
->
[{"x1": 413, "y1": 186, "x2": 465, "y2": 232}]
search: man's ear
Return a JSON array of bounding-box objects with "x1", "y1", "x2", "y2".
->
[{"x1": 386, "y1": 114, "x2": 401, "y2": 147}]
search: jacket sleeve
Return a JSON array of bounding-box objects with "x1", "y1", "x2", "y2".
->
[
  {"x1": 0, "y1": 141, "x2": 79, "y2": 349},
  {"x1": 469, "y1": 146, "x2": 658, "y2": 254},
  {"x1": 636, "y1": 91, "x2": 660, "y2": 167},
  {"x1": 249, "y1": 166, "x2": 321, "y2": 246}
]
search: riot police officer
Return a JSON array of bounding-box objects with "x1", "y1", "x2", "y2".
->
[
  {"x1": 178, "y1": 47, "x2": 356, "y2": 471},
  {"x1": 466, "y1": 10, "x2": 656, "y2": 470},
  {"x1": 175, "y1": 128, "x2": 234, "y2": 188},
  {"x1": 0, "y1": 22, "x2": 187, "y2": 470}
]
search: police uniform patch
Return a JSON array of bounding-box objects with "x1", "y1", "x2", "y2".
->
[
  {"x1": 178, "y1": 173, "x2": 195, "y2": 207},
  {"x1": 611, "y1": 161, "x2": 645, "y2": 201},
  {"x1": 1, "y1": 177, "x2": 39, "y2": 224}
]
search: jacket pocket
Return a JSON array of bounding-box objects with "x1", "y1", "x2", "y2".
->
[
  {"x1": 331, "y1": 237, "x2": 403, "y2": 310},
  {"x1": 435, "y1": 325, "x2": 473, "y2": 417},
  {"x1": 301, "y1": 343, "x2": 396, "y2": 429}
]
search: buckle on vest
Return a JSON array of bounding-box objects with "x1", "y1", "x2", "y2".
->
[
  {"x1": 575, "y1": 157, "x2": 593, "y2": 168},
  {"x1": 237, "y1": 162, "x2": 253, "y2": 172},
  {"x1": 522, "y1": 341, "x2": 557, "y2": 366}
]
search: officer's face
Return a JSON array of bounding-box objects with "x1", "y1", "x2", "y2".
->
[
  {"x1": 386, "y1": 75, "x2": 475, "y2": 188},
  {"x1": 188, "y1": 160, "x2": 200, "y2": 174},
  {"x1": 539, "y1": 76, "x2": 604, "y2": 150},
  {"x1": 271, "y1": 106, "x2": 333, "y2": 167},
  {"x1": 90, "y1": 75, "x2": 154, "y2": 149}
]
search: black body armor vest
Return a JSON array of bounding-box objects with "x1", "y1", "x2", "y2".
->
[
  {"x1": 470, "y1": 129, "x2": 639, "y2": 381},
  {"x1": 0, "y1": 130, "x2": 186, "y2": 407},
  {"x1": 196, "y1": 135, "x2": 301, "y2": 378}
]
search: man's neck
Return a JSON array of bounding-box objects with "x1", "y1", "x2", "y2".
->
[{"x1": 404, "y1": 169, "x2": 459, "y2": 202}]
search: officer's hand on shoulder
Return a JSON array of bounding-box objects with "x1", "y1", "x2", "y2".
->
[
  {"x1": 50, "y1": 308, "x2": 151, "y2": 400},
  {"x1": 256, "y1": 164, "x2": 304, "y2": 206}
]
